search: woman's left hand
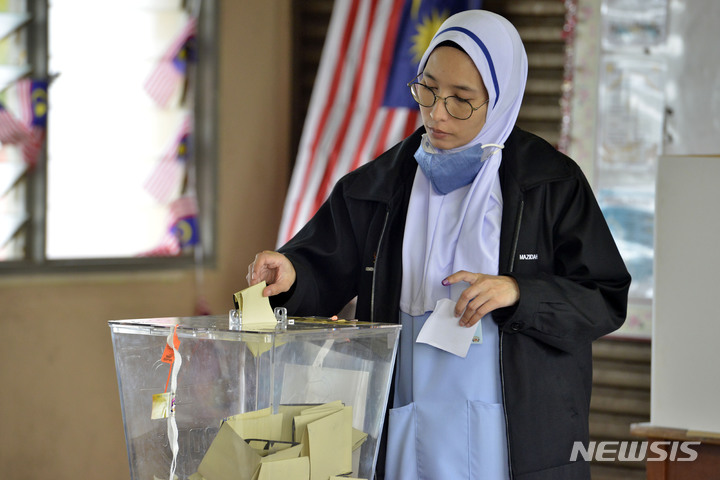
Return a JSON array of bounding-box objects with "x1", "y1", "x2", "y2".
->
[{"x1": 443, "y1": 271, "x2": 520, "y2": 327}]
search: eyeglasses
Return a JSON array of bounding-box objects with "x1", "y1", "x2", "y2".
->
[{"x1": 407, "y1": 73, "x2": 489, "y2": 120}]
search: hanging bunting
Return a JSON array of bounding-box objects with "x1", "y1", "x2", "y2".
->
[
  {"x1": 168, "y1": 194, "x2": 200, "y2": 247},
  {"x1": 14, "y1": 78, "x2": 49, "y2": 168},
  {"x1": 144, "y1": 17, "x2": 197, "y2": 108},
  {"x1": 144, "y1": 115, "x2": 192, "y2": 203},
  {"x1": 142, "y1": 7, "x2": 207, "y2": 315},
  {"x1": 0, "y1": 102, "x2": 29, "y2": 144},
  {"x1": 138, "y1": 194, "x2": 199, "y2": 257}
]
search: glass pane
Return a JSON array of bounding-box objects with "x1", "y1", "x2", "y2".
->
[
  {"x1": 595, "y1": 54, "x2": 665, "y2": 302},
  {"x1": 0, "y1": 2, "x2": 30, "y2": 261},
  {"x1": 0, "y1": 146, "x2": 27, "y2": 260},
  {"x1": 46, "y1": 2, "x2": 193, "y2": 259}
]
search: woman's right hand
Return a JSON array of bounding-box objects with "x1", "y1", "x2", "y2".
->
[{"x1": 246, "y1": 250, "x2": 296, "y2": 297}]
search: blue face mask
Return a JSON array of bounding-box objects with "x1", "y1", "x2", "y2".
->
[{"x1": 414, "y1": 135, "x2": 504, "y2": 195}]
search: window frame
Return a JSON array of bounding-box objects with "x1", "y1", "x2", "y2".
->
[{"x1": 1, "y1": 0, "x2": 219, "y2": 274}]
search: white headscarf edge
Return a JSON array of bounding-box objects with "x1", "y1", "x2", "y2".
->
[{"x1": 416, "y1": 10, "x2": 529, "y2": 148}]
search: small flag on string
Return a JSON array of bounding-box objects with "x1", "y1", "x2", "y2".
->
[
  {"x1": 168, "y1": 194, "x2": 200, "y2": 248},
  {"x1": 16, "y1": 78, "x2": 49, "y2": 168},
  {"x1": 138, "y1": 194, "x2": 199, "y2": 257},
  {"x1": 0, "y1": 102, "x2": 29, "y2": 144},
  {"x1": 172, "y1": 214, "x2": 200, "y2": 248},
  {"x1": 144, "y1": 115, "x2": 192, "y2": 203},
  {"x1": 144, "y1": 17, "x2": 197, "y2": 108}
]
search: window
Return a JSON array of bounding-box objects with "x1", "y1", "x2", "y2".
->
[
  {"x1": 0, "y1": 1, "x2": 32, "y2": 262},
  {"x1": 0, "y1": 0, "x2": 217, "y2": 272}
]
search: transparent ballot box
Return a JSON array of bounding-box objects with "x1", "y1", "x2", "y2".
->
[{"x1": 109, "y1": 314, "x2": 401, "y2": 480}]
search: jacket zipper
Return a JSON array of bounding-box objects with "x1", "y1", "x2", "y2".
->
[
  {"x1": 370, "y1": 207, "x2": 391, "y2": 323},
  {"x1": 501, "y1": 198, "x2": 523, "y2": 479}
]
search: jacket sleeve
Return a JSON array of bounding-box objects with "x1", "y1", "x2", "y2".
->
[
  {"x1": 272, "y1": 180, "x2": 363, "y2": 318},
  {"x1": 495, "y1": 166, "x2": 631, "y2": 353}
]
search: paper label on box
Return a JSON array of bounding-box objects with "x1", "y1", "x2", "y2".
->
[{"x1": 151, "y1": 392, "x2": 173, "y2": 419}]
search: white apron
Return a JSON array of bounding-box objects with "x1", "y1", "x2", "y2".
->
[{"x1": 385, "y1": 311, "x2": 509, "y2": 480}]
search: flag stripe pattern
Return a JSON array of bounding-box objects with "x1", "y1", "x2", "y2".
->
[
  {"x1": 276, "y1": 0, "x2": 475, "y2": 246},
  {"x1": 15, "y1": 78, "x2": 48, "y2": 167},
  {"x1": 144, "y1": 115, "x2": 192, "y2": 203},
  {"x1": 144, "y1": 17, "x2": 197, "y2": 108},
  {"x1": 277, "y1": 0, "x2": 415, "y2": 245},
  {"x1": 0, "y1": 105, "x2": 29, "y2": 144},
  {"x1": 138, "y1": 194, "x2": 199, "y2": 257}
]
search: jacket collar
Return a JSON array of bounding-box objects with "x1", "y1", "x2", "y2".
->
[
  {"x1": 343, "y1": 126, "x2": 574, "y2": 203},
  {"x1": 500, "y1": 127, "x2": 575, "y2": 192}
]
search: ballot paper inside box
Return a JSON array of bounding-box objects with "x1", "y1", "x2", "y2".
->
[
  {"x1": 195, "y1": 402, "x2": 369, "y2": 480},
  {"x1": 109, "y1": 315, "x2": 400, "y2": 480}
]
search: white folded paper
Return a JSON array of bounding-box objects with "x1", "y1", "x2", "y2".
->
[{"x1": 415, "y1": 298, "x2": 477, "y2": 358}]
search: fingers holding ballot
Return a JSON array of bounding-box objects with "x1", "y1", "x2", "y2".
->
[
  {"x1": 247, "y1": 250, "x2": 296, "y2": 297},
  {"x1": 443, "y1": 271, "x2": 520, "y2": 328}
]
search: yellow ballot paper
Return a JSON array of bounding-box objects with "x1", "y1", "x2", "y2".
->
[
  {"x1": 225, "y1": 409, "x2": 284, "y2": 444},
  {"x1": 245, "y1": 334, "x2": 274, "y2": 358},
  {"x1": 305, "y1": 407, "x2": 353, "y2": 480},
  {"x1": 257, "y1": 456, "x2": 309, "y2": 480},
  {"x1": 292, "y1": 401, "x2": 345, "y2": 443},
  {"x1": 259, "y1": 443, "x2": 303, "y2": 462},
  {"x1": 352, "y1": 428, "x2": 368, "y2": 451},
  {"x1": 227, "y1": 407, "x2": 274, "y2": 421},
  {"x1": 197, "y1": 422, "x2": 261, "y2": 480},
  {"x1": 198, "y1": 421, "x2": 306, "y2": 480},
  {"x1": 233, "y1": 281, "x2": 282, "y2": 357},
  {"x1": 278, "y1": 404, "x2": 311, "y2": 441},
  {"x1": 194, "y1": 403, "x2": 366, "y2": 480},
  {"x1": 234, "y1": 282, "x2": 278, "y2": 329}
]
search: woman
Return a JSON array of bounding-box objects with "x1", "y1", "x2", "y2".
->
[{"x1": 247, "y1": 10, "x2": 630, "y2": 480}]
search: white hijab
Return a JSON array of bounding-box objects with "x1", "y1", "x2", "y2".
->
[
  {"x1": 416, "y1": 9, "x2": 528, "y2": 150},
  {"x1": 400, "y1": 10, "x2": 529, "y2": 315}
]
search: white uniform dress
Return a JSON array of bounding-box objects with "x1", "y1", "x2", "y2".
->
[{"x1": 385, "y1": 155, "x2": 509, "y2": 480}]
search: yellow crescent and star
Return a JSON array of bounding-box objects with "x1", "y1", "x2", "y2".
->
[
  {"x1": 175, "y1": 218, "x2": 195, "y2": 245},
  {"x1": 31, "y1": 84, "x2": 48, "y2": 120}
]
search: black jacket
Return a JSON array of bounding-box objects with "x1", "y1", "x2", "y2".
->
[{"x1": 275, "y1": 126, "x2": 631, "y2": 479}]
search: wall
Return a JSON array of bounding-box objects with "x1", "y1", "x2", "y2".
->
[{"x1": 0, "y1": 1, "x2": 292, "y2": 478}]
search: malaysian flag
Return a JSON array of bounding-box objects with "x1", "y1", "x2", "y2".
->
[
  {"x1": 0, "y1": 102, "x2": 29, "y2": 144},
  {"x1": 138, "y1": 194, "x2": 199, "y2": 256},
  {"x1": 276, "y1": 0, "x2": 479, "y2": 246},
  {"x1": 144, "y1": 17, "x2": 197, "y2": 108},
  {"x1": 12, "y1": 78, "x2": 49, "y2": 168},
  {"x1": 144, "y1": 115, "x2": 192, "y2": 203},
  {"x1": 172, "y1": 213, "x2": 200, "y2": 248}
]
